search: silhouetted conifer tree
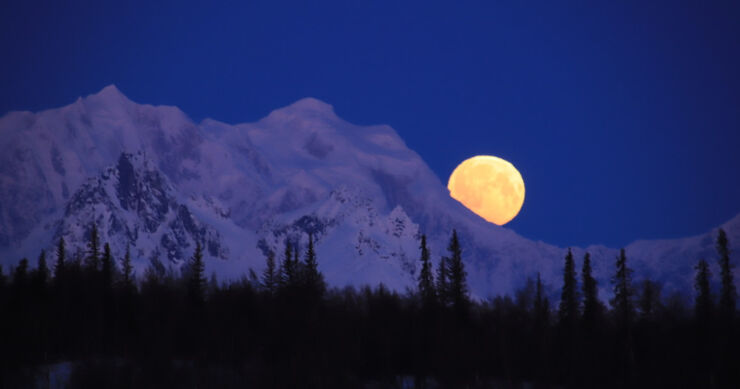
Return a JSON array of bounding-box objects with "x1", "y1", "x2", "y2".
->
[
  {"x1": 694, "y1": 259, "x2": 713, "y2": 324},
  {"x1": 558, "y1": 248, "x2": 579, "y2": 327},
  {"x1": 446, "y1": 230, "x2": 468, "y2": 314},
  {"x1": 120, "y1": 244, "x2": 134, "y2": 292},
  {"x1": 101, "y1": 243, "x2": 114, "y2": 292},
  {"x1": 610, "y1": 248, "x2": 635, "y2": 386},
  {"x1": 187, "y1": 242, "x2": 206, "y2": 305},
  {"x1": 303, "y1": 233, "x2": 325, "y2": 297},
  {"x1": 261, "y1": 250, "x2": 278, "y2": 294},
  {"x1": 581, "y1": 252, "x2": 601, "y2": 327},
  {"x1": 610, "y1": 248, "x2": 634, "y2": 326},
  {"x1": 279, "y1": 240, "x2": 298, "y2": 291},
  {"x1": 54, "y1": 237, "x2": 66, "y2": 281},
  {"x1": 85, "y1": 223, "x2": 101, "y2": 271},
  {"x1": 32, "y1": 250, "x2": 49, "y2": 291},
  {"x1": 417, "y1": 234, "x2": 435, "y2": 306},
  {"x1": 716, "y1": 229, "x2": 736, "y2": 323},
  {"x1": 436, "y1": 256, "x2": 449, "y2": 306},
  {"x1": 99, "y1": 243, "x2": 115, "y2": 354}
]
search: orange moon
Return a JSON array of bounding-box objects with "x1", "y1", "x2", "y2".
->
[{"x1": 447, "y1": 155, "x2": 525, "y2": 225}]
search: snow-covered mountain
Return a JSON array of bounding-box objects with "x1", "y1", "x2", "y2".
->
[
  {"x1": 1, "y1": 85, "x2": 738, "y2": 300},
  {"x1": 55, "y1": 151, "x2": 228, "y2": 270}
]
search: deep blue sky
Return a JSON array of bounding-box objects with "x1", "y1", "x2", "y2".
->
[{"x1": 2, "y1": 0, "x2": 739, "y2": 248}]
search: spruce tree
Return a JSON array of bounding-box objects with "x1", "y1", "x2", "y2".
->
[
  {"x1": 121, "y1": 244, "x2": 134, "y2": 292},
  {"x1": 54, "y1": 237, "x2": 66, "y2": 281},
  {"x1": 261, "y1": 250, "x2": 278, "y2": 295},
  {"x1": 33, "y1": 250, "x2": 49, "y2": 289},
  {"x1": 694, "y1": 259, "x2": 713, "y2": 324},
  {"x1": 303, "y1": 233, "x2": 324, "y2": 297},
  {"x1": 417, "y1": 234, "x2": 436, "y2": 306},
  {"x1": 716, "y1": 229, "x2": 736, "y2": 322},
  {"x1": 558, "y1": 248, "x2": 579, "y2": 327},
  {"x1": 187, "y1": 242, "x2": 206, "y2": 305},
  {"x1": 581, "y1": 252, "x2": 601, "y2": 327},
  {"x1": 609, "y1": 250, "x2": 636, "y2": 386},
  {"x1": 436, "y1": 256, "x2": 449, "y2": 306},
  {"x1": 280, "y1": 240, "x2": 295, "y2": 289},
  {"x1": 446, "y1": 230, "x2": 469, "y2": 314},
  {"x1": 610, "y1": 248, "x2": 634, "y2": 327},
  {"x1": 85, "y1": 223, "x2": 101, "y2": 271},
  {"x1": 101, "y1": 243, "x2": 114, "y2": 291}
]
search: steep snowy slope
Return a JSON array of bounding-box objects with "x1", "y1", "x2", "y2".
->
[
  {"x1": 53, "y1": 151, "x2": 228, "y2": 270},
  {"x1": 0, "y1": 85, "x2": 737, "y2": 300},
  {"x1": 0, "y1": 85, "x2": 267, "y2": 247}
]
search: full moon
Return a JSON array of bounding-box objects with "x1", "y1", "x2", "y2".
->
[{"x1": 447, "y1": 155, "x2": 525, "y2": 225}]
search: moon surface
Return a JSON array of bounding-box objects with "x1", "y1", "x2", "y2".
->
[{"x1": 447, "y1": 155, "x2": 525, "y2": 225}]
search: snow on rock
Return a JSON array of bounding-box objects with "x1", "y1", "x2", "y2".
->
[{"x1": 52, "y1": 151, "x2": 227, "y2": 272}]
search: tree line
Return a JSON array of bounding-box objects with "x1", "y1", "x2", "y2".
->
[{"x1": 0, "y1": 225, "x2": 737, "y2": 388}]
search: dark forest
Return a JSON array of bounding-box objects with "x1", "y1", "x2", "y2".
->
[{"x1": 1, "y1": 227, "x2": 737, "y2": 388}]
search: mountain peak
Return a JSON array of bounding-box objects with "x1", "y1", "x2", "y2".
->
[
  {"x1": 266, "y1": 97, "x2": 337, "y2": 121},
  {"x1": 84, "y1": 84, "x2": 132, "y2": 106},
  {"x1": 288, "y1": 97, "x2": 334, "y2": 112}
]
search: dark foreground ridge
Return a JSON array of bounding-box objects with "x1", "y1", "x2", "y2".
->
[{"x1": 1, "y1": 226, "x2": 738, "y2": 388}]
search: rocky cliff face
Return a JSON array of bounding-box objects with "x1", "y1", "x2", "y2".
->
[{"x1": 52, "y1": 152, "x2": 227, "y2": 270}]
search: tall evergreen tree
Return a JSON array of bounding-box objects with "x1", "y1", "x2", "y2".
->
[
  {"x1": 32, "y1": 250, "x2": 49, "y2": 289},
  {"x1": 261, "y1": 250, "x2": 278, "y2": 295},
  {"x1": 556, "y1": 254, "x2": 580, "y2": 389},
  {"x1": 85, "y1": 223, "x2": 101, "y2": 271},
  {"x1": 101, "y1": 243, "x2": 114, "y2": 291},
  {"x1": 99, "y1": 243, "x2": 115, "y2": 354},
  {"x1": 610, "y1": 248, "x2": 634, "y2": 327},
  {"x1": 303, "y1": 233, "x2": 325, "y2": 297},
  {"x1": 716, "y1": 228, "x2": 736, "y2": 322},
  {"x1": 610, "y1": 249, "x2": 636, "y2": 386},
  {"x1": 436, "y1": 256, "x2": 449, "y2": 307},
  {"x1": 558, "y1": 248, "x2": 579, "y2": 327},
  {"x1": 694, "y1": 259, "x2": 713, "y2": 324},
  {"x1": 280, "y1": 240, "x2": 295, "y2": 289},
  {"x1": 187, "y1": 242, "x2": 206, "y2": 305},
  {"x1": 120, "y1": 244, "x2": 134, "y2": 292},
  {"x1": 581, "y1": 252, "x2": 601, "y2": 327},
  {"x1": 417, "y1": 234, "x2": 436, "y2": 305},
  {"x1": 446, "y1": 230, "x2": 469, "y2": 314},
  {"x1": 54, "y1": 237, "x2": 66, "y2": 281}
]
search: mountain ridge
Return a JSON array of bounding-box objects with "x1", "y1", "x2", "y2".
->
[{"x1": 1, "y1": 85, "x2": 738, "y2": 300}]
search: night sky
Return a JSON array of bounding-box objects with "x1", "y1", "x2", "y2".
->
[{"x1": 2, "y1": 0, "x2": 739, "y2": 248}]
